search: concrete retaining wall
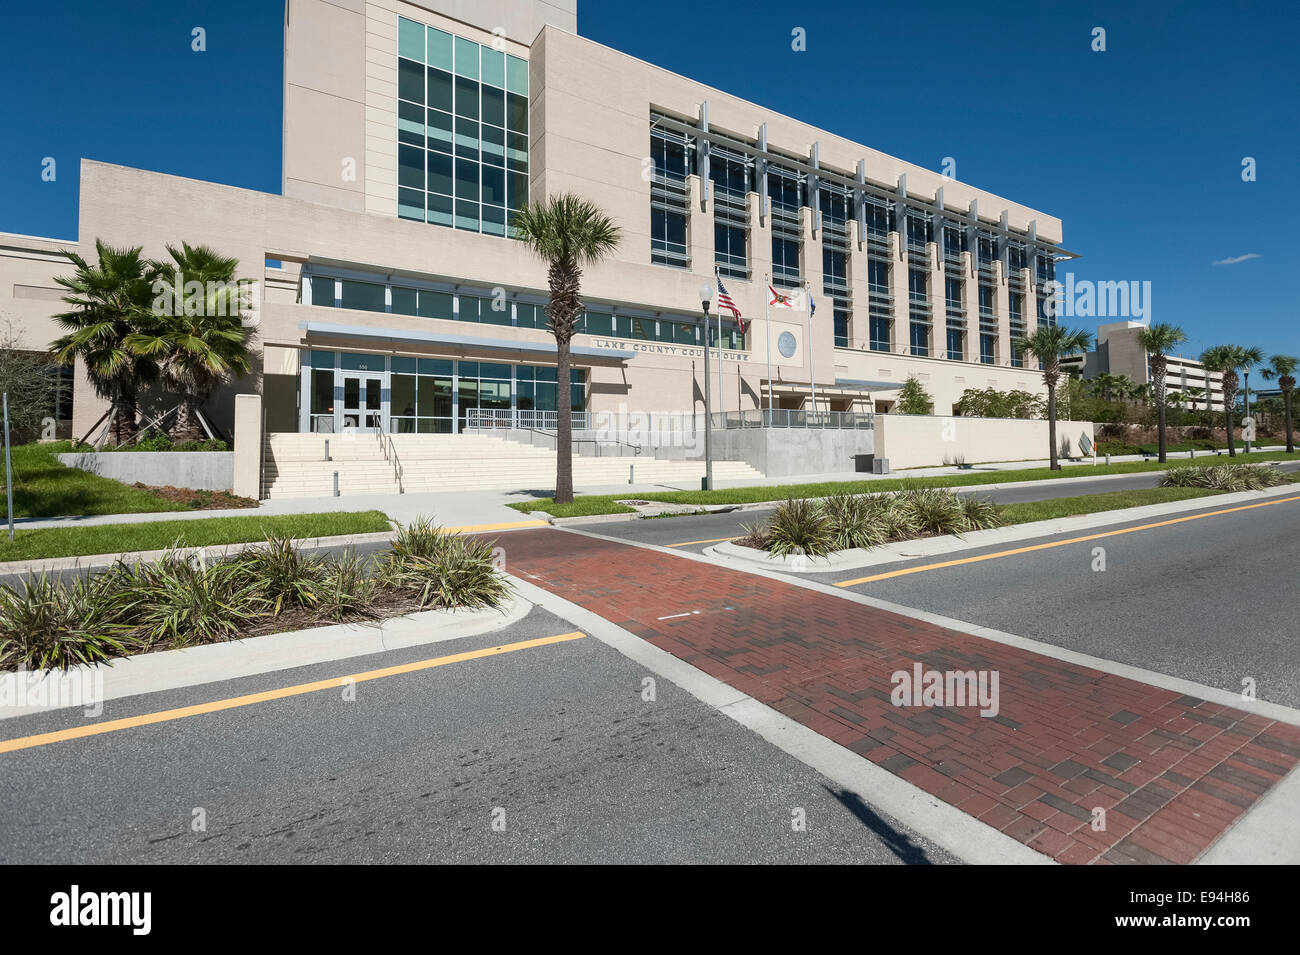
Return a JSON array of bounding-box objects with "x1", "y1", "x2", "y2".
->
[
  {"x1": 873, "y1": 415, "x2": 1096, "y2": 470},
  {"x1": 57, "y1": 451, "x2": 235, "y2": 492}
]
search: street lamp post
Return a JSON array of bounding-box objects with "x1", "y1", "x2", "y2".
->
[
  {"x1": 699, "y1": 284, "x2": 714, "y2": 491},
  {"x1": 1244, "y1": 370, "x2": 1251, "y2": 453}
]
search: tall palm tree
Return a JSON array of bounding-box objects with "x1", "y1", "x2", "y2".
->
[
  {"x1": 128, "y1": 243, "x2": 252, "y2": 442},
  {"x1": 512, "y1": 194, "x2": 621, "y2": 504},
  {"x1": 1016, "y1": 325, "x2": 1094, "y2": 470},
  {"x1": 50, "y1": 240, "x2": 162, "y2": 444},
  {"x1": 1260, "y1": 353, "x2": 1298, "y2": 453},
  {"x1": 1135, "y1": 322, "x2": 1188, "y2": 462},
  {"x1": 1201, "y1": 344, "x2": 1264, "y2": 456}
]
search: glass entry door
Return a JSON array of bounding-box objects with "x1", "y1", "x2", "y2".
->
[{"x1": 341, "y1": 374, "x2": 383, "y2": 432}]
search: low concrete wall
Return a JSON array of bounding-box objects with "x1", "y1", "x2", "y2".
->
[
  {"x1": 874, "y1": 415, "x2": 1096, "y2": 470},
  {"x1": 680, "y1": 428, "x2": 875, "y2": 477},
  {"x1": 57, "y1": 452, "x2": 235, "y2": 491}
]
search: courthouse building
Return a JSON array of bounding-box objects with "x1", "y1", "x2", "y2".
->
[{"x1": 2, "y1": 0, "x2": 1070, "y2": 446}]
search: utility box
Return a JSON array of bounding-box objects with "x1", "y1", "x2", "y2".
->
[
  {"x1": 853, "y1": 453, "x2": 874, "y2": 473},
  {"x1": 872, "y1": 457, "x2": 891, "y2": 475}
]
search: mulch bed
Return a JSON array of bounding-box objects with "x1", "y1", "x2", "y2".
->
[{"x1": 132, "y1": 484, "x2": 258, "y2": 509}]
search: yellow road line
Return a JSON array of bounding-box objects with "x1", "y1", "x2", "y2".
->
[
  {"x1": 835, "y1": 494, "x2": 1300, "y2": 587},
  {"x1": 667, "y1": 536, "x2": 736, "y2": 548},
  {"x1": 448, "y1": 519, "x2": 549, "y2": 534},
  {"x1": 0, "y1": 631, "x2": 585, "y2": 755}
]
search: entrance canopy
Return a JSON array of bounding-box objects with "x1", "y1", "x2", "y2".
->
[{"x1": 299, "y1": 319, "x2": 636, "y2": 364}]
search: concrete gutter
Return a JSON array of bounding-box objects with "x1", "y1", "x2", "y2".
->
[{"x1": 0, "y1": 593, "x2": 531, "y2": 719}]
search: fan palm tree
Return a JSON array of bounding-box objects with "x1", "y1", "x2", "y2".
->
[
  {"x1": 1016, "y1": 325, "x2": 1094, "y2": 470},
  {"x1": 512, "y1": 194, "x2": 621, "y2": 504},
  {"x1": 1260, "y1": 353, "x2": 1298, "y2": 453},
  {"x1": 50, "y1": 240, "x2": 162, "y2": 444},
  {"x1": 128, "y1": 243, "x2": 252, "y2": 442},
  {"x1": 1201, "y1": 344, "x2": 1264, "y2": 456},
  {"x1": 1135, "y1": 322, "x2": 1187, "y2": 462}
]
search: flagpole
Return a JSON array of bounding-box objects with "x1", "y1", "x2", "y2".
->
[
  {"x1": 715, "y1": 268, "x2": 724, "y2": 422},
  {"x1": 806, "y1": 283, "x2": 817, "y2": 419},
  {"x1": 764, "y1": 274, "x2": 774, "y2": 423}
]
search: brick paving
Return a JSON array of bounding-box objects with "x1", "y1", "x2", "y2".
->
[{"x1": 502, "y1": 527, "x2": 1300, "y2": 864}]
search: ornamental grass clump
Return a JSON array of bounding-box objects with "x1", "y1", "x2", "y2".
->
[
  {"x1": 1160, "y1": 463, "x2": 1287, "y2": 492},
  {"x1": 741, "y1": 488, "x2": 1004, "y2": 558},
  {"x1": 0, "y1": 517, "x2": 511, "y2": 673}
]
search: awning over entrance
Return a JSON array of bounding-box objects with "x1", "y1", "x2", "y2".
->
[{"x1": 298, "y1": 320, "x2": 636, "y2": 364}]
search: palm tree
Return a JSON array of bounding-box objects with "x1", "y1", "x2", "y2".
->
[
  {"x1": 50, "y1": 240, "x2": 162, "y2": 444},
  {"x1": 1016, "y1": 325, "x2": 1094, "y2": 470},
  {"x1": 1260, "y1": 354, "x2": 1298, "y2": 453},
  {"x1": 128, "y1": 243, "x2": 252, "y2": 442},
  {"x1": 512, "y1": 194, "x2": 621, "y2": 504},
  {"x1": 1134, "y1": 322, "x2": 1187, "y2": 462},
  {"x1": 1201, "y1": 345, "x2": 1264, "y2": 456}
]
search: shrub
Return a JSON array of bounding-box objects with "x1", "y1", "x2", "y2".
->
[
  {"x1": 224, "y1": 534, "x2": 327, "y2": 615},
  {"x1": 103, "y1": 555, "x2": 259, "y2": 648},
  {"x1": 765, "y1": 498, "x2": 835, "y2": 557},
  {"x1": 383, "y1": 527, "x2": 509, "y2": 609},
  {"x1": 0, "y1": 574, "x2": 132, "y2": 670},
  {"x1": 894, "y1": 486, "x2": 967, "y2": 536},
  {"x1": 316, "y1": 550, "x2": 378, "y2": 622},
  {"x1": 822, "y1": 493, "x2": 887, "y2": 550},
  {"x1": 1160, "y1": 464, "x2": 1287, "y2": 492}
]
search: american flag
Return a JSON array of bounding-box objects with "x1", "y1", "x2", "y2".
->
[{"x1": 716, "y1": 275, "x2": 745, "y2": 332}]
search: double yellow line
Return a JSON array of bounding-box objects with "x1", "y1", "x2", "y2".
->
[
  {"x1": 835, "y1": 493, "x2": 1300, "y2": 587},
  {"x1": 0, "y1": 631, "x2": 585, "y2": 755}
]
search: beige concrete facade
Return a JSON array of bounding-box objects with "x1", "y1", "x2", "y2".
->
[{"x1": 2, "y1": 0, "x2": 1071, "y2": 451}]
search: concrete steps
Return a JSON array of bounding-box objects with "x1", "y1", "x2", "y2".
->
[{"x1": 262, "y1": 433, "x2": 763, "y2": 498}]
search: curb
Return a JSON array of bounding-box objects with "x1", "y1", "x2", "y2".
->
[
  {"x1": 0, "y1": 593, "x2": 532, "y2": 720},
  {"x1": 700, "y1": 482, "x2": 1300, "y2": 574},
  {"x1": 0, "y1": 518, "x2": 551, "y2": 578}
]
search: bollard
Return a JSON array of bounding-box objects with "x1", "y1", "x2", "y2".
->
[
  {"x1": 1189, "y1": 448, "x2": 1194, "y2": 459},
  {"x1": 1105, "y1": 454, "x2": 1110, "y2": 466},
  {"x1": 629, "y1": 463, "x2": 634, "y2": 485},
  {"x1": 324, "y1": 438, "x2": 330, "y2": 461},
  {"x1": 333, "y1": 471, "x2": 339, "y2": 497}
]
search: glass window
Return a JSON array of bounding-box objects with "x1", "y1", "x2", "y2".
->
[
  {"x1": 980, "y1": 333, "x2": 996, "y2": 364},
  {"x1": 427, "y1": 108, "x2": 453, "y2": 152},
  {"x1": 398, "y1": 100, "x2": 424, "y2": 145},
  {"x1": 310, "y1": 276, "x2": 336, "y2": 307},
  {"x1": 310, "y1": 368, "x2": 334, "y2": 415},
  {"x1": 506, "y1": 92, "x2": 528, "y2": 132},
  {"x1": 910, "y1": 322, "x2": 929, "y2": 357},
  {"x1": 480, "y1": 295, "x2": 511, "y2": 324},
  {"x1": 340, "y1": 280, "x2": 386, "y2": 312},
  {"x1": 398, "y1": 188, "x2": 424, "y2": 222},
  {"x1": 398, "y1": 18, "x2": 425, "y2": 61},
  {"x1": 454, "y1": 75, "x2": 479, "y2": 120},
  {"x1": 481, "y1": 86, "x2": 504, "y2": 128},
  {"x1": 418, "y1": 358, "x2": 453, "y2": 376},
  {"x1": 309, "y1": 350, "x2": 335, "y2": 369},
  {"x1": 458, "y1": 296, "x2": 480, "y2": 322},
  {"x1": 506, "y1": 55, "x2": 528, "y2": 95},
  {"x1": 869, "y1": 316, "x2": 890, "y2": 352},
  {"x1": 418, "y1": 290, "x2": 453, "y2": 319},
  {"x1": 454, "y1": 36, "x2": 479, "y2": 79},
  {"x1": 947, "y1": 328, "x2": 964, "y2": 361},
  {"x1": 427, "y1": 67, "x2": 453, "y2": 112},
  {"x1": 391, "y1": 286, "x2": 417, "y2": 315},
  {"x1": 398, "y1": 57, "x2": 424, "y2": 103},
  {"x1": 481, "y1": 47, "x2": 505, "y2": 89},
  {"x1": 391, "y1": 373, "x2": 416, "y2": 420},
  {"x1": 428, "y1": 150, "x2": 454, "y2": 196},
  {"x1": 427, "y1": 26, "x2": 453, "y2": 71},
  {"x1": 399, "y1": 144, "x2": 424, "y2": 189},
  {"x1": 340, "y1": 352, "x2": 382, "y2": 372}
]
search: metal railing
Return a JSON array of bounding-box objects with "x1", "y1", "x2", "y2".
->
[
  {"x1": 702, "y1": 409, "x2": 874, "y2": 430},
  {"x1": 464, "y1": 409, "x2": 591, "y2": 431}
]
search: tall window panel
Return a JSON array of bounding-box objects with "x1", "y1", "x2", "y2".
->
[
  {"x1": 908, "y1": 268, "x2": 930, "y2": 357},
  {"x1": 710, "y1": 148, "x2": 750, "y2": 279},
  {"x1": 820, "y1": 185, "x2": 851, "y2": 345},
  {"x1": 867, "y1": 258, "x2": 891, "y2": 352},
  {"x1": 769, "y1": 164, "x2": 802, "y2": 287},
  {"x1": 397, "y1": 17, "x2": 528, "y2": 236},
  {"x1": 945, "y1": 275, "x2": 964, "y2": 361},
  {"x1": 978, "y1": 283, "x2": 997, "y2": 364},
  {"x1": 1008, "y1": 292, "x2": 1026, "y2": 367},
  {"x1": 650, "y1": 120, "x2": 691, "y2": 268}
]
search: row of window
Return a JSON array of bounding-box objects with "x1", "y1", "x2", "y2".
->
[
  {"x1": 307, "y1": 350, "x2": 585, "y2": 434},
  {"x1": 304, "y1": 275, "x2": 747, "y2": 349},
  {"x1": 397, "y1": 17, "x2": 529, "y2": 236}
]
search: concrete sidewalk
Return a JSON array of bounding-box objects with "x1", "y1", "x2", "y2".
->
[{"x1": 14, "y1": 445, "x2": 1285, "y2": 532}]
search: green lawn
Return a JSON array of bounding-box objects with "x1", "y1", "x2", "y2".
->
[
  {"x1": 0, "y1": 511, "x2": 393, "y2": 563},
  {"x1": 5, "y1": 442, "x2": 191, "y2": 518},
  {"x1": 999, "y1": 487, "x2": 1225, "y2": 524},
  {"x1": 511, "y1": 450, "x2": 1300, "y2": 518}
]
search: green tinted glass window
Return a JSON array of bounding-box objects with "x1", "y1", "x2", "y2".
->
[
  {"x1": 341, "y1": 281, "x2": 386, "y2": 312},
  {"x1": 417, "y1": 290, "x2": 453, "y2": 319},
  {"x1": 310, "y1": 276, "x2": 336, "y2": 307},
  {"x1": 398, "y1": 18, "x2": 424, "y2": 61},
  {"x1": 454, "y1": 36, "x2": 479, "y2": 79},
  {"x1": 427, "y1": 27, "x2": 453, "y2": 70},
  {"x1": 391, "y1": 287, "x2": 417, "y2": 316},
  {"x1": 506, "y1": 55, "x2": 528, "y2": 95},
  {"x1": 481, "y1": 47, "x2": 505, "y2": 88}
]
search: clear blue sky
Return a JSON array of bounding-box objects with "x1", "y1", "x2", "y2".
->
[{"x1": 2, "y1": 1, "x2": 1296, "y2": 359}]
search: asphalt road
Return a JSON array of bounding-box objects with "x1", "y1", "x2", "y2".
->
[
  {"x1": 574, "y1": 460, "x2": 1300, "y2": 555},
  {"x1": 816, "y1": 493, "x2": 1300, "y2": 709},
  {"x1": 0, "y1": 605, "x2": 957, "y2": 864}
]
